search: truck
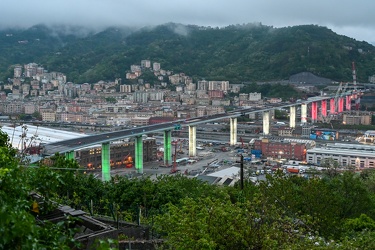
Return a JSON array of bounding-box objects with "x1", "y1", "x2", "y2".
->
[{"x1": 287, "y1": 167, "x2": 299, "y2": 174}]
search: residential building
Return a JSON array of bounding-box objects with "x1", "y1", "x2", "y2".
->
[
  {"x1": 149, "y1": 91, "x2": 164, "y2": 101},
  {"x1": 133, "y1": 92, "x2": 149, "y2": 103},
  {"x1": 24, "y1": 103, "x2": 37, "y2": 114},
  {"x1": 277, "y1": 127, "x2": 295, "y2": 137},
  {"x1": 249, "y1": 92, "x2": 262, "y2": 101},
  {"x1": 208, "y1": 90, "x2": 224, "y2": 98},
  {"x1": 42, "y1": 111, "x2": 56, "y2": 122},
  {"x1": 208, "y1": 81, "x2": 229, "y2": 91},
  {"x1": 130, "y1": 65, "x2": 141, "y2": 72},
  {"x1": 153, "y1": 62, "x2": 161, "y2": 71},
  {"x1": 343, "y1": 111, "x2": 373, "y2": 125},
  {"x1": 14, "y1": 66, "x2": 22, "y2": 78},
  {"x1": 131, "y1": 116, "x2": 150, "y2": 126},
  {"x1": 2, "y1": 102, "x2": 23, "y2": 114},
  {"x1": 141, "y1": 60, "x2": 151, "y2": 68},
  {"x1": 197, "y1": 80, "x2": 208, "y2": 91}
]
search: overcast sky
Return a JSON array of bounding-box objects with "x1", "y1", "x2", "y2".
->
[{"x1": 1, "y1": 0, "x2": 374, "y2": 43}]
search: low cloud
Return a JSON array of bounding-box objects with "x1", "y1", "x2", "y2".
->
[{"x1": 0, "y1": 0, "x2": 374, "y2": 42}]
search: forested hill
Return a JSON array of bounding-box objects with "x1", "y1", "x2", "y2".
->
[{"x1": 1, "y1": 23, "x2": 375, "y2": 84}]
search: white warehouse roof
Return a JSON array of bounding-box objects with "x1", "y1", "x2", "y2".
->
[
  {"x1": 207, "y1": 166, "x2": 240, "y2": 178},
  {"x1": 1, "y1": 125, "x2": 87, "y2": 150},
  {"x1": 307, "y1": 147, "x2": 375, "y2": 158}
]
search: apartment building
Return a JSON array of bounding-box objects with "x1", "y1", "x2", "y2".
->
[
  {"x1": 343, "y1": 111, "x2": 373, "y2": 125},
  {"x1": 141, "y1": 60, "x2": 151, "y2": 68},
  {"x1": 42, "y1": 111, "x2": 56, "y2": 122},
  {"x1": 208, "y1": 81, "x2": 229, "y2": 91},
  {"x1": 153, "y1": 62, "x2": 161, "y2": 71}
]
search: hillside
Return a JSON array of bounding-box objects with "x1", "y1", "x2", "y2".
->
[{"x1": 1, "y1": 23, "x2": 375, "y2": 84}]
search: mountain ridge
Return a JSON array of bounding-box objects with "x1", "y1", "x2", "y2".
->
[{"x1": 0, "y1": 23, "x2": 374, "y2": 84}]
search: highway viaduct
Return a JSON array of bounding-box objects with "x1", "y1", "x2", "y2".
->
[{"x1": 41, "y1": 93, "x2": 354, "y2": 181}]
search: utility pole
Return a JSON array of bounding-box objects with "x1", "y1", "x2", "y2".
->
[{"x1": 240, "y1": 154, "x2": 244, "y2": 190}]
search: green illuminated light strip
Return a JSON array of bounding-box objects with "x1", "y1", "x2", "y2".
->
[
  {"x1": 102, "y1": 142, "x2": 110, "y2": 181},
  {"x1": 135, "y1": 136, "x2": 143, "y2": 174}
]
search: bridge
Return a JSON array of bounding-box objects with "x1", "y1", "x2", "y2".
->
[{"x1": 41, "y1": 93, "x2": 355, "y2": 181}]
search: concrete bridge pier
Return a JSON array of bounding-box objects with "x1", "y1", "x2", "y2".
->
[
  {"x1": 135, "y1": 136, "x2": 143, "y2": 174},
  {"x1": 321, "y1": 100, "x2": 327, "y2": 118},
  {"x1": 263, "y1": 111, "x2": 270, "y2": 135},
  {"x1": 163, "y1": 130, "x2": 172, "y2": 166},
  {"x1": 311, "y1": 101, "x2": 318, "y2": 123},
  {"x1": 346, "y1": 95, "x2": 351, "y2": 110},
  {"x1": 65, "y1": 151, "x2": 75, "y2": 160},
  {"x1": 101, "y1": 142, "x2": 110, "y2": 182},
  {"x1": 188, "y1": 125, "x2": 196, "y2": 157},
  {"x1": 230, "y1": 118, "x2": 237, "y2": 146},
  {"x1": 330, "y1": 98, "x2": 336, "y2": 114},
  {"x1": 301, "y1": 103, "x2": 307, "y2": 124},
  {"x1": 289, "y1": 106, "x2": 296, "y2": 128},
  {"x1": 338, "y1": 97, "x2": 344, "y2": 113}
]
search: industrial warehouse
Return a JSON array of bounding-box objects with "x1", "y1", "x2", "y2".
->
[
  {"x1": 1, "y1": 124, "x2": 157, "y2": 169},
  {"x1": 306, "y1": 143, "x2": 375, "y2": 169}
]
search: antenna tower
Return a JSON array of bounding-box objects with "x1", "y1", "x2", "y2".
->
[{"x1": 352, "y1": 61, "x2": 357, "y2": 92}]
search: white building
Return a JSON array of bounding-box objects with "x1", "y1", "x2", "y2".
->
[
  {"x1": 130, "y1": 65, "x2": 141, "y2": 72},
  {"x1": 306, "y1": 143, "x2": 375, "y2": 169},
  {"x1": 197, "y1": 80, "x2": 208, "y2": 91},
  {"x1": 149, "y1": 91, "x2": 164, "y2": 101},
  {"x1": 14, "y1": 66, "x2": 22, "y2": 78},
  {"x1": 141, "y1": 60, "x2": 151, "y2": 68},
  {"x1": 208, "y1": 81, "x2": 229, "y2": 91},
  {"x1": 133, "y1": 91, "x2": 149, "y2": 103},
  {"x1": 120, "y1": 85, "x2": 132, "y2": 93},
  {"x1": 153, "y1": 62, "x2": 161, "y2": 71},
  {"x1": 249, "y1": 92, "x2": 261, "y2": 101}
]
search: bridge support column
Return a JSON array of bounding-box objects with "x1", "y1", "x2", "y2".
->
[
  {"x1": 101, "y1": 142, "x2": 110, "y2": 182},
  {"x1": 230, "y1": 117, "x2": 237, "y2": 146},
  {"x1": 135, "y1": 136, "x2": 143, "y2": 174},
  {"x1": 311, "y1": 101, "x2": 318, "y2": 123},
  {"x1": 330, "y1": 98, "x2": 336, "y2": 114},
  {"x1": 321, "y1": 100, "x2": 327, "y2": 118},
  {"x1": 289, "y1": 106, "x2": 296, "y2": 128},
  {"x1": 65, "y1": 151, "x2": 75, "y2": 160},
  {"x1": 345, "y1": 95, "x2": 351, "y2": 111},
  {"x1": 263, "y1": 111, "x2": 270, "y2": 135},
  {"x1": 188, "y1": 126, "x2": 196, "y2": 157},
  {"x1": 338, "y1": 97, "x2": 344, "y2": 113},
  {"x1": 163, "y1": 130, "x2": 172, "y2": 166},
  {"x1": 301, "y1": 103, "x2": 307, "y2": 124}
]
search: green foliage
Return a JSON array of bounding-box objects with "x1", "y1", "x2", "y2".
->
[
  {"x1": 345, "y1": 214, "x2": 375, "y2": 232},
  {"x1": 2, "y1": 127, "x2": 375, "y2": 248},
  {"x1": 241, "y1": 82, "x2": 301, "y2": 100},
  {"x1": 0, "y1": 130, "x2": 79, "y2": 249},
  {"x1": 105, "y1": 97, "x2": 117, "y2": 103},
  {"x1": 274, "y1": 109, "x2": 288, "y2": 120}
]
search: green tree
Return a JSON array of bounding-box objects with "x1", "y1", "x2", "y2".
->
[{"x1": 0, "y1": 130, "x2": 78, "y2": 249}]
